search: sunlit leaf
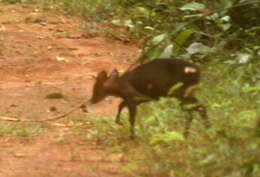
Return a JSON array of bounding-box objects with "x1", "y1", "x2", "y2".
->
[
  {"x1": 199, "y1": 154, "x2": 217, "y2": 165},
  {"x1": 180, "y1": 2, "x2": 205, "y2": 11},
  {"x1": 236, "y1": 53, "x2": 252, "y2": 64},
  {"x1": 233, "y1": 110, "x2": 257, "y2": 128},
  {"x1": 144, "y1": 26, "x2": 154, "y2": 31},
  {"x1": 168, "y1": 82, "x2": 183, "y2": 95},
  {"x1": 140, "y1": 45, "x2": 166, "y2": 62},
  {"x1": 219, "y1": 23, "x2": 232, "y2": 31},
  {"x1": 143, "y1": 116, "x2": 156, "y2": 125},
  {"x1": 186, "y1": 42, "x2": 212, "y2": 55},
  {"x1": 135, "y1": 6, "x2": 150, "y2": 18},
  {"x1": 183, "y1": 14, "x2": 204, "y2": 19},
  {"x1": 242, "y1": 85, "x2": 260, "y2": 92},
  {"x1": 151, "y1": 33, "x2": 168, "y2": 45},
  {"x1": 159, "y1": 44, "x2": 173, "y2": 58},
  {"x1": 221, "y1": 15, "x2": 230, "y2": 22}
]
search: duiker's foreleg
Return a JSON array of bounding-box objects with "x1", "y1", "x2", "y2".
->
[
  {"x1": 127, "y1": 102, "x2": 137, "y2": 139},
  {"x1": 115, "y1": 100, "x2": 147, "y2": 125},
  {"x1": 115, "y1": 101, "x2": 127, "y2": 125}
]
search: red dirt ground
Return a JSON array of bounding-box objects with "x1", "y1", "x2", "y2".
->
[{"x1": 0, "y1": 3, "x2": 139, "y2": 177}]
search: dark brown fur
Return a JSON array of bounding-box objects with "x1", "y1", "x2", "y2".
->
[{"x1": 91, "y1": 58, "x2": 210, "y2": 138}]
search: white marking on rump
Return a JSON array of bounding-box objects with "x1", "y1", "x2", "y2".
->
[{"x1": 184, "y1": 66, "x2": 197, "y2": 74}]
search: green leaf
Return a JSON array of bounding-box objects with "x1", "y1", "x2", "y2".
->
[
  {"x1": 186, "y1": 42, "x2": 212, "y2": 55},
  {"x1": 233, "y1": 110, "x2": 257, "y2": 128},
  {"x1": 139, "y1": 33, "x2": 170, "y2": 62},
  {"x1": 150, "y1": 131, "x2": 185, "y2": 144},
  {"x1": 159, "y1": 44, "x2": 173, "y2": 58},
  {"x1": 143, "y1": 116, "x2": 157, "y2": 125},
  {"x1": 144, "y1": 26, "x2": 154, "y2": 31},
  {"x1": 135, "y1": 6, "x2": 150, "y2": 18},
  {"x1": 180, "y1": 2, "x2": 205, "y2": 11},
  {"x1": 242, "y1": 86, "x2": 260, "y2": 93},
  {"x1": 168, "y1": 82, "x2": 184, "y2": 95},
  {"x1": 140, "y1": 44, "x2": 166, "y2": 62},
  {"x1": 151, "y1": 33, "x2": 168, "y2": 45},
  {"x1": 236, "y1": 53, "x2": 252, "y2": 64},
  {"x1": 173, "y1": 29, "x2": 194, "y2": 56},
  {"x1": 45, "y1": 93, "x2": 66, "y2": 99},
  {"x1": 199, "y1": 154, "x2": 217, "y2": 165},
  {"x1": 183, "y1": 14, "x2": 204, "y2": 19},
  {"x1": 176, "y1": 29, "x2": 194, "y2": 46}
]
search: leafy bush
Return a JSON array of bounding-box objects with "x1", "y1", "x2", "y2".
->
[
  {"x1": 19, "y1": 0, "x2": 259, "y2": 64},
  {"x1": 133, "y1": 0, "x2": 260, "y2": 62}
]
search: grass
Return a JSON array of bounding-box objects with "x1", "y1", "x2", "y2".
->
[{"x1": 0, "y1": 122, "x2": 43, "y2": 137}]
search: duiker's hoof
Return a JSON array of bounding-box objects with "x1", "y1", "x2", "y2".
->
[
  {"x1": 130, "y1": 134, "x2": 136, "y2": 140},
  {"x1": 184, "y1": 131, "x2": 189, "y2": 138},
  {"x1": 115, "y1": 120, "x2": 123, "y2": 125}
]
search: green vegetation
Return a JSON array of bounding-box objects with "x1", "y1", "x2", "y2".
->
[
  {"x1": 0, "y1": 0, "x2": 32, "y2": 3},
  {"x1": 0, "y1": 122, "x2": 42, "y2": 137},
  {"x1": 1, "y1": 0, "x2": 259, "y2": 176}
]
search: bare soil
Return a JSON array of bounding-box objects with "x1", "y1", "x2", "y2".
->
[{"x1": 0, "y1": 3, "x2": 138, "y2": 177}]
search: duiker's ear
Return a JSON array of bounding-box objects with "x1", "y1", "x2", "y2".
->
[
  {"x1": 97, "y1": 70, "x2": 108, "y2": 81},
  {"x1": 109, "y1": 69, "x2": 119, "y2": 79}
]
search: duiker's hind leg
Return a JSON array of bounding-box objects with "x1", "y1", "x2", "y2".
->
[
  {"x1": 182, "y1": 109, "x2": 194, "y2": 137},
  {"x1": 196, "y1": 104, "x2": 210, "y2": 128},
  {"x1": 180, "y1": 96, "x2": 210, "y2": 136}
]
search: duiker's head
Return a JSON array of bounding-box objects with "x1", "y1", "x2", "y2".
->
[{"x1": 90, "y1": 69, "x2": 119, "y2": 104}]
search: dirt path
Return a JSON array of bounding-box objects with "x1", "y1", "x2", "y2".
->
[{"x1": 0, "y1": 3, "x2": 138, "y2": 177}]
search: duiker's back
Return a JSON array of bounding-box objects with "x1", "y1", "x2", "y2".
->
[{"x1": 123, "y1": 58, "x2": 200, "y2": 99}]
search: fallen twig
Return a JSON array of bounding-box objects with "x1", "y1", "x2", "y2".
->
[{"x1": 0, "y1": 101, "x2": 88, "y2": 123}]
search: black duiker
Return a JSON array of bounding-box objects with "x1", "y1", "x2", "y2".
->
[{"x1": 90, "y1": 58, "x2": 210, "y2": 138}]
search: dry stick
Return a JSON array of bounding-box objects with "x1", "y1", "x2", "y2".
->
[
  {"x1": 0, "y1": 101, "x2": 88, "y2": 123},
  {"x1": 42, "y1": 101, "x2": 87, "y2": 122}
]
